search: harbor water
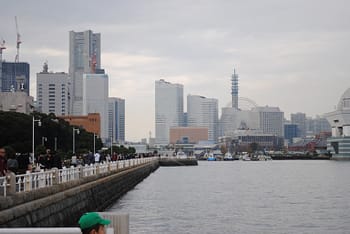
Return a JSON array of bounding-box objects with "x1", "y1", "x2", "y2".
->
[{"x1": 107, "y1": 160, "x2": 350, "y2": 234}]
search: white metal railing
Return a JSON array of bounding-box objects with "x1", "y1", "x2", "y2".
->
[
  {"x1": 2, "y1": 157, "x2": 157, "y2": 197},
  {"x1": 15, "y1": 170, "x2": 55, "y2": 193}
]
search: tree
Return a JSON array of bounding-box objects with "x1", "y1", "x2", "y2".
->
[
  {"x1": 0, "y1": 111, "x2": 103, "y2": 156},
  {"x1": 248, "y1": 142, "x2": 259, "y2": 153},
  {"x1": 220, "y1": 145, "x2": 228, "y2": 154}
]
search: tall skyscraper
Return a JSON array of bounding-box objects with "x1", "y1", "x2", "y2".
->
[
  {"x1": 108, "y1": 97, "x2": 125, "y2": 143},
  {"x1": 1, "y1": 62, "x2": 30, "y2": 95},
  {"x1": 36, "y1": 63, "x2": 69, "y2": 116},
  {"x1": 155, "y1": 79, "x2": 184, "y2": 145},
  {"x1": 291, "y1": 112, "x2": 306, "y2": 137},
  {"x1": 83, "y1": 74, "x2": 108, "y2": 142},
  {"x1": 69, "y1": 30, "x2": 101, "y2": 115},
  {"x1": 252, "y1": 106, "x2": 284, "y2": 136},
  {"x1": 187, "y1": 95, "x2": 218, "y2": 142},
  {"x1": 231, "y1": 68, "x2": 239, "y2": 109}
]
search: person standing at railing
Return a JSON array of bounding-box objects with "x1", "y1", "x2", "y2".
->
[
  {"x1": 44, "y1": 149, "x2": 53, "y2": 170},
  {"x1": 51, "y1": 150, "x2": 62, "y2": 169},
  {"x1": 6, "y1": 150, "x2": 18, "y2": 174},
  {"x1": 94, "y1": 151, "x2": 100, "y2": 164},
  {"x1": 0, "y1": 147, "x2": 7, "y2": 176}
]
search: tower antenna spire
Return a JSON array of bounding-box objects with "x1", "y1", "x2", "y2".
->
[
  {"x1": 231, "y1": 67, "x2": 239, "y2": 109},
  {"x1": 15, "y1": 16, "x2": 22, "y2": 63}
]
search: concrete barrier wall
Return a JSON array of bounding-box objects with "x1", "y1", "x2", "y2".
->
[{"x1": 0, "y1": 161, "x2": 159, "y2": 227}]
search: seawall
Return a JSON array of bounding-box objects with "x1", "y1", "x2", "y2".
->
[{"x1": 0, "y1": 160, "x2": 159, "y2": 227}]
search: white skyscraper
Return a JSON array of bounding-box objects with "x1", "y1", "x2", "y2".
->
[
  {"x1": 252, "y1": 106, "x2": 284, "y2": 136},
  {"x1": 108, "y1": 97, "x2": 125, "y2": 143},
  {"x1": 69, "y1": 30, "x2": 101, "y2": 115},
  {"x1": 187, "y1": 95, "x2": 219, "y2": 142},
  {"x1": 83, "y1": 74, "x2": 108, "y2": 142},
  {"x1": 36, "y1": 63, "x2": 69, "y2": 116},
  {"x1": 155, "y1": 79, "x2": 184, "y2": 145}
]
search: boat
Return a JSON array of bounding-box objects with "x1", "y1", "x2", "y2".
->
[
  {"x1": 223, "y1": 153, "x2": 234, "y2": 161},
  {"x1": 176, "y1": 151, "x2": 188, "y2": 159},
  {"x1": 240, "y1": 154, "x2": 251, "y2": 161},
  {"x1": 257, "y1": 155, "x2": 272, "y2": 161},
  {"x1": 206, "y1": 153, "x2": 216, "y2": 161}
]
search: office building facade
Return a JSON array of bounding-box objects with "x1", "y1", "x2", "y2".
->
[
  {"x1": 187, "y1": 95, "x2": 218, "y2": 142},
  {"x1": 36, "y1": 66, "x2": 69, "y2": 116},
  {"x1": 83, "y1": 74, "x2": 108, "y2": 142},
  {"x1": 108, "y1": 97, "x2": 125, "y2": 143},
  {"x1": 252, "y1": 106, "x2": 284, "y2": 136},
  {"x1": 155, "y1": 79, "x2": 184, "y2": 145},
  {"x1": 69, "y1": 30, "x2": 101, "y2": 115},
  {"x1": 284, "y1": 123, "x2": 298, "y2": 144},
  {"x1": 0, "y1": 92, "x2": 33, "y2": 114},
  {"x1": 291, "y1": 112, "x2": 307, "y2": 137}
]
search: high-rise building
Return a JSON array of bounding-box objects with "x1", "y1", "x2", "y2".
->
[
  {"x1": 69, "y1": 30, "x2": 101, "y2": 115},
  {"x1": 155, "y1": 79, "x2": 184, "y2": 145},
  {"x1": 82, "y1": 74, "x2": 108, "y2": 142},
  {"x1": 252, "y1": 106, "x2": 284, "y2": 136},
  {"x1": 284, "y1": 123, "x2": 298, "y2": 144},
  {"x1": 36, "y1": 63, "x2": 69, "y2": 116},
  {"x1": 231, "y1": 68, "x2": 239, "y2": 110},
  {"x1": 108, "y1": 97, "x2": 125, "y2": 143},
  {"x1": 306, "y1": 116, "x2": 331, "y2": 135},
  {"x1": 219, "y1": 108, "x2": 260, "y2": 137},
  {"x1": 1, "y1": 62, "x2": 30, "y2": 95},
  {"x1": 291, "y1": 112, "x2": 307, "y2": 137},
  {"x1": 187, "y1": 95, "x2": 219, "y2": 142}
]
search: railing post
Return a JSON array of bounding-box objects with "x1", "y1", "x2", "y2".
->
[
  {"x1": 25, "y1": 173, "x2": 31, "y2": 192},
  {"x1": 96, "y1": 163, "x2": 100, "y2": 175},
  {"x1": 7, "y1": 172, "x2": 16, "y2": 196},
  {"x1": 78, "y1": 165, "x2": 83, "y2": 179},
  {"x1": 52, "y1": 168, "x2": 59, "y2": 185},
  {"x1": 108, "y1": 162, "x2": 111, "y2": 172}
]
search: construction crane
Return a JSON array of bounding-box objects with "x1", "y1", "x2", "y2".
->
[
  {"x1": 0, "y1": 39, "x2": 5, "y2": 62},
  {"x1": 15, "y1": 16, "x2": 21, "y2": 63}
]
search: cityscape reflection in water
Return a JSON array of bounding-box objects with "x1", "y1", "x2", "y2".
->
[{"x1": 108, "y1": 161, "x2": 350, "y2": 234}]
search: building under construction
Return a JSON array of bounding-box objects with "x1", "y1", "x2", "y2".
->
[{"x1": 1, "y1": 62, "x2": 30, "y2": 95}]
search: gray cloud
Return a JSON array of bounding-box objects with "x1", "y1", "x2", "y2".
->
[{"x1": 1, "y1": 0, "x2": 350, "y2": 141}]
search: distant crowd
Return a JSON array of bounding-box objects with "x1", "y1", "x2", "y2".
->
[{"x1": 0, "y1": 146, "x2": 155, "y2": 176}]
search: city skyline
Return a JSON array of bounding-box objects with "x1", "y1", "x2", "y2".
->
[{"x1": 1, "y1": 0, "x2": 349, "y2": 141}]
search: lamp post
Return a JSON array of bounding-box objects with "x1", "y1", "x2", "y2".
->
[
  {"x1": 72, "y1": 127, "x2": 80, "y2": 155},
  {"x1": 93, "y1": 133, "x2": 96, "y2": 155},
  {"x1": 32, "y1": 116, "x2": 41, "y2": 164},
  {"x1": 54, "y1": 137, "x2": 57, "y2": 151}
]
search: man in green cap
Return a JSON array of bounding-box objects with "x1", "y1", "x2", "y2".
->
[{"x1": 78, "y1": 212, "x2": 111, "y2": 234}]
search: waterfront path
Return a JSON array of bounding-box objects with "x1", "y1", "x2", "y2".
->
[
  {"x1": 0, "y1": 157, "x2": 159, "y2": 227},
  {"x1": 0, "y1": 157, "x2": 156, "y2": 197}
]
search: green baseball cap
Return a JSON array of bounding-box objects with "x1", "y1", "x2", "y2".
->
[{"x1": 79, "y1": 212, "x2": 111, "y2": 230}]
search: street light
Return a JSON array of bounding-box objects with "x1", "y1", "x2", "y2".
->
[
  {"x1": 93, "y1": 133, "x2": 98, "y2": 155},
  {"x1": 54, "y1": 137, "x2": 57, "y2": 151},
  {"x1": 32, "y1": 116, "x2": 41, "y2": 165},
  {"x1": 72, "y1": 127, "x2": 80, "y2": 155}
]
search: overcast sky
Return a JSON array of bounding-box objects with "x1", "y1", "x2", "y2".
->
[{"x1": 1, "y1": 0, "x2": 350, "y2": 141}]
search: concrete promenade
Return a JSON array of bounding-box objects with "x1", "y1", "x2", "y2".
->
[{"x1": 0, "y1": 157, "x2": 159, "y2": 227}]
